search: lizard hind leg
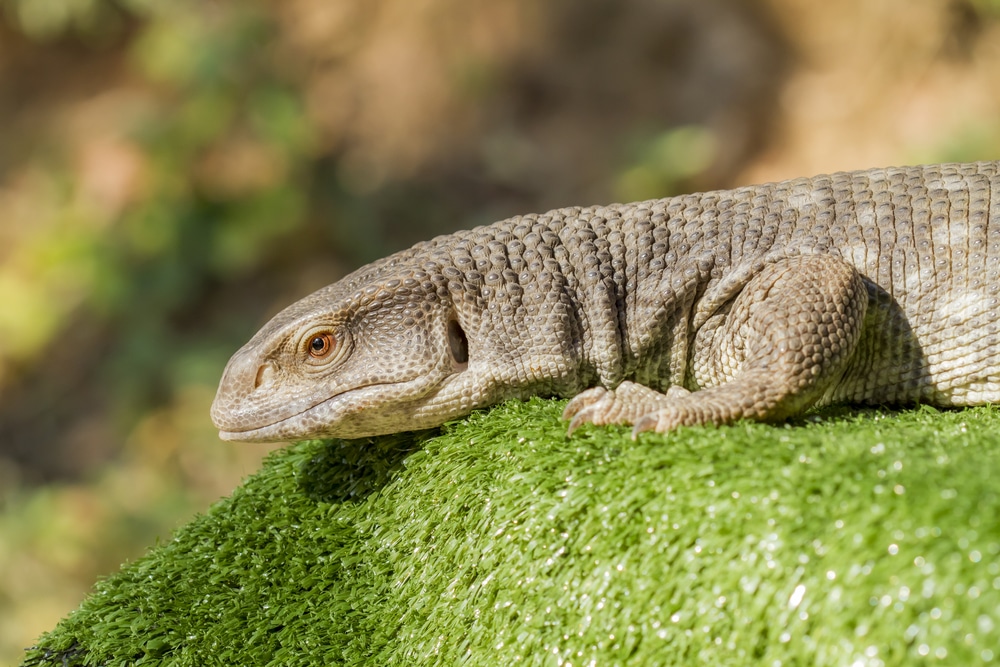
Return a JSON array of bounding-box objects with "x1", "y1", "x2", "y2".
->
[{"x1": 563, "y1": 254, "x2": 870, "y2": 437}]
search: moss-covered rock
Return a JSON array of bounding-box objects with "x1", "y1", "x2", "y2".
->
[{"x1": 22, "y1": 399, "x2": 1000, "y2": 666}]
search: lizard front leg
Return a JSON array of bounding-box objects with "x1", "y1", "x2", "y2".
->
[{"x1": 563, "y1": 254, "x2": 869, "y2": 436}]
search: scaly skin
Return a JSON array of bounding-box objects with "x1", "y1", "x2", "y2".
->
[{"x1": 211, "y1": 162, "x2": 1000, "y2": 441}]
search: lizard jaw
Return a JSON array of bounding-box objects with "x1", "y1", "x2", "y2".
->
[{"x1": 215, "y1": 375, "x2": 470, "y2": 442}]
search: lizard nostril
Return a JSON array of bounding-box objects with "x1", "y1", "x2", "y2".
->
[{"x1": 254, "y1": 362, "x2": 276, "y2": 389}]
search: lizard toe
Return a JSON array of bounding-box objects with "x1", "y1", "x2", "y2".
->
[
  {"x1": 631, "y1": 406, "x2": 688, "y2": 438},
  {"x1": 630, "y1": 412, "x2": 662, "y2": 438},
  {"x1": 562, "y1": 387, "x2": 612, "y2": 420},
  {"x1": 567, "y1": 405, "x2": 601, "y2": 435},
  {"x1": 565, "y1": 390, "x2": 635, "y2": 434}
]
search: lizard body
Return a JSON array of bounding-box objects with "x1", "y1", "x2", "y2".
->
[{"x1": 212, "y1": 162, "x2": 1000, "y2": 441}]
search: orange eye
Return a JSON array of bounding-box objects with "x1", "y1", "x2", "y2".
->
[{"x1": 307, "y1": 333, "x2": 336, "y2": 359}]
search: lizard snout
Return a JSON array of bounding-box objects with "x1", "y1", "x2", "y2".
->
[{"x1": 211, "y1": 349, "x2": 271, "y2": 432}]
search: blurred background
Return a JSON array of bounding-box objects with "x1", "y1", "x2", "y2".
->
[{"x1": 2, "y1": 0, "x2": 1000, "y2": 660}]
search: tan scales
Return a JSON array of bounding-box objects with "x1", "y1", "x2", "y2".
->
[{"x1": 211, "y1": 162, "x2": 1000, "y2": 441}]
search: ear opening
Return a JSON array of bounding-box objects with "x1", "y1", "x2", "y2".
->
[{"x1": 447, "y1": 319, "x2": 469, "y2": 370}]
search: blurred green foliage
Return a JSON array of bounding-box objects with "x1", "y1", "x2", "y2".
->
[
  {"x1": 3, "y1": 0, "x2": 119, "y2": 40},
  {"x1": 973, "y1": 0, "x2": 1000, "y2": 16},
  {"x1": 615, "y1": 125, "x2": 717, "y2": 202},
  {"x1": 0, "y1": 0, "x2": 314, "y2": 418}
]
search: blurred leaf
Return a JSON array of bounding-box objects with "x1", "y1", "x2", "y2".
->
[
  {"x1": 615, "y1": 125, "x2": 717, "y2": 202},
  {"x1": 211, "y1": 188, "x2": 306, "y2": 274},
  {"x1": 3, "y1": 0, "x2": 116, "y2": 40},
  {"x1": 0, "y1": 273, "x2": 61, "y2": 361},
  {"x1": 971, "y1": 0, "x2": 1000, "y2": 17},
  {"x1": 915, "y1": 123, "x2": 1000, "y2": 165},
  {"x1": 249, "y1": 88, "x2": 314, "y2": 156}
]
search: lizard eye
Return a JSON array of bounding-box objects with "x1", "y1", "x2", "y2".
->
[{"x1": 307, "y1": 333, "x2": 336, "y2": 359}]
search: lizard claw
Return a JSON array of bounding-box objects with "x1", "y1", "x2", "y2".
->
[
  {"x1": 632, "y1": 403, "x2": 725, "y2": 438},
  {"x1": 564, "y1": 386, "x2": 633, "y2": 435},
  {"x1": 566, "y1": 406, "x2": 597, "y2": 435},
  {"x1": 565, "y1": 382, "x2": 687, "y2": 435},
  {"x1": 630, "y1": 412, "x2": 661, "y2": 439},
  {"x1": 562, "y1": 387, "x2": 611, "y2": 421},
  {"x1": 564, "y1": 387, "x2": 617, "y2": 434}
]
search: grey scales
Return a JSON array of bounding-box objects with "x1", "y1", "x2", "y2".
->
[{"x1": 211, "y1": 161, "x2": 1000, "y2": 442}]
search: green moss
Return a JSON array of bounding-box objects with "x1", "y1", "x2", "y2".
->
[{"x1": 22, "y1": 400, "x2": 1000, "y2": 666}]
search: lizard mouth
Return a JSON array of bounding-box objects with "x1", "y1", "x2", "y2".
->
[
  {"x1": 215, "y1": 413, "x2": 301, "y2": 442},
  {"x1": 215, "y1": 375, "x2": 458, "y2": 442}
]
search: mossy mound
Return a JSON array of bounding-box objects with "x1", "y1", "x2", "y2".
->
[{"x1": 23, "y1": 399, "x2": 1000, "y2": 666}]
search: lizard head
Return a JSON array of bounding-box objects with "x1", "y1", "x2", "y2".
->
[{"x1": 211, "y1": 262, "x2": 480, "y2": 442}]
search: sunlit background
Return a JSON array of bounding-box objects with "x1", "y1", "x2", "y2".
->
[{"x1": 2, "y1": 0, "x2": 1000, "y2": 661}]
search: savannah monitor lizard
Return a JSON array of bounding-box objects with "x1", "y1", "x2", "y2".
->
[{"x1": 212, "y1": 161, "x2": 1000, "y2": 441}]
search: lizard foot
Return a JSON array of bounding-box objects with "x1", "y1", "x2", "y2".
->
[{"x1": 563, "y1": 381, "x2": 690, "y2": 435}]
